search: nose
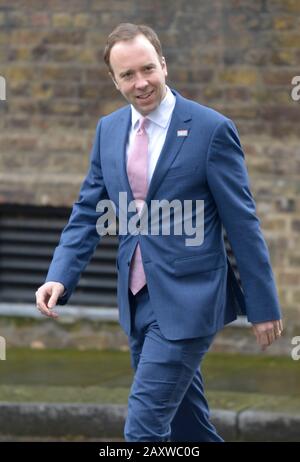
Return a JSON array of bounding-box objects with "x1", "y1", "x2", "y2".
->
[{"x1": 134, "y1": 74, "x2": 148, "y2": 90}]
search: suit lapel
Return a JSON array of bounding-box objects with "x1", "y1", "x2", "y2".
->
[
  {"x1": 113, "y1": 107, "x2": 134, "y2": 201},
  {"x1": 145, "y1": 93, "x2": 192, "y2": 204}
]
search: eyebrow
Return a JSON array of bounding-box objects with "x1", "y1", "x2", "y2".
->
[
  {"x1": 119, "y1": 63, "x2": 157, "y2": 78},
  {"x1": 119, "y1": 70, "x2": 133, "y2": 78}
]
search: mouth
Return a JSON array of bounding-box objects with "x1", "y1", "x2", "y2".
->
[{"x1": 136, "y1": 90, "x2": 154, "y2": 101}]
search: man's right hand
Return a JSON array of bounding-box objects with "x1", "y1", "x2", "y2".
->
[{"x1": 35, "y1": 282, "x2": 65, "y2": 319}]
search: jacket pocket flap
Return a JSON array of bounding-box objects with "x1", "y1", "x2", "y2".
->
[
  {"x1": 174, "y1": 251, "x2": 225, "y2": 277},
  {"x1": 165, "y1": 165, "x2": 199, "y2": 179}
]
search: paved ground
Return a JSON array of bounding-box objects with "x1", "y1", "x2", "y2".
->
[{"x1": 1, "y1": 349, "x2": 299, "y2": 442}]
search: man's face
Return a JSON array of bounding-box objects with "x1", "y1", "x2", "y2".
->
[{"x1": 109, "y1": 34, "x2": 168, "y2": 116}]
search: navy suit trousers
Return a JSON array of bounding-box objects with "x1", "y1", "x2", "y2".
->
[{"x1": 125, "y1": 286, "x2": 224, "y2": 442}]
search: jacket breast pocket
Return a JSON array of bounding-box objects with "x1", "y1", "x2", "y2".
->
[{"x1": 174, "y1": 251, "x2": 225, "y2": 277}]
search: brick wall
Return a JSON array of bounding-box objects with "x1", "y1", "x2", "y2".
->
[{"x1": 0, "y1": 0, "x2": 300, "y2": 326}]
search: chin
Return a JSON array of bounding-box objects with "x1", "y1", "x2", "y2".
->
[
  {"x1": 137, "y1": 105, "x2": 152, "y2": 115},
  {"x1": 142, "y1": 101, "x2": 159, "y2": 114}
]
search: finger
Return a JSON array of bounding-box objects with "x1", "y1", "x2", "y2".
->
[
  {"x1": 36, "y1": 294, "x2": 59, "y2": 318},
  {"x1": 258, "y1": 331, "x2": 269, "y2": 350},
  {"x1": 272, "y1": 320, "x2": 283, "y2": 337},
  {"x1": 274, "y1": 323, "x2": 282, "y2": 337},
  {"x1": 48, "y1": 289, "x2": 60, "y2": 309},
  {"x1": 38, "y1": 303, "x2": 59, "y2": 318},
  {"x1": 37, "y1": 303, "x2": 58, "y2": 318},
  {"x1": 252, "y1": 325, "x2": 266, "y2": 342},
  {"x1": 267, "y1": 329, "x2": 275, "y2": 346}
]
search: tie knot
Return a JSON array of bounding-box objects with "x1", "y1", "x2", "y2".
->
[{"x1": 137, "y1": 117, "x2": 148, "y2": 134}]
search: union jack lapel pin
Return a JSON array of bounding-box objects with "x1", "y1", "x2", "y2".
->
[{"x1": 177, "y1": 129, "x2": 189, "y2": 137}]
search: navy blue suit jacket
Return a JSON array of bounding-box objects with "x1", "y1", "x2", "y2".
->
[{"x1": 46, "y1": 90, "x2": 282, "y2": 340}]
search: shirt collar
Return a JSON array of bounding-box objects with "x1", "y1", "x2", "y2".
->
[{"x1": 131, "y1": 86, "x2": 176, "y2": 130}]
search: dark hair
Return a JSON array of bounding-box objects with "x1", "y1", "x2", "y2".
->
[{"x1": 104, "y1": 23, "x2": 163, "y2": 74}]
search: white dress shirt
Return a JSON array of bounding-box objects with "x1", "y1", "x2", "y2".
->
[{"x1": 127, "y1": 86, "x2": 176, "y2": 184}]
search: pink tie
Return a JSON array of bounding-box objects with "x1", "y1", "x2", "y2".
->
[{"x1": 127, "y1": 117, "x2": 149, "y2": 294}]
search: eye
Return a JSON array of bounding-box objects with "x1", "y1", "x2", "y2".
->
[{"x1": 122, "y1": 72, "x2": 133, "y2": 80}]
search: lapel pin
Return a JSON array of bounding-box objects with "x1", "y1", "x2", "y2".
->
[{"x1": 177, "y1": 129, "x2": 189, "y2": 137}]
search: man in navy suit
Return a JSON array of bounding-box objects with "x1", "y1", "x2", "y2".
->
[{"x1": 36, "y1": 23, "x2": 283, "y2": 442}]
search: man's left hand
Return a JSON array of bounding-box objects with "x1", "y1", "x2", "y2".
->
[{"x1": 252, "y1": 319, "x2": 283, "y2": 351}]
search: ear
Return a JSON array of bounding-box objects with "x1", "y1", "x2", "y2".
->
[
  {"x1": 161, "y1": 56, "x2": 168, "y2": 76},
  {"x1": 109, "y1": 72, "x2": 119, "y2": 90}
]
